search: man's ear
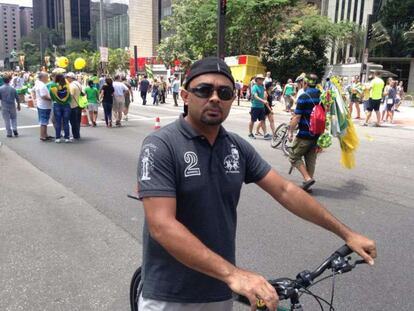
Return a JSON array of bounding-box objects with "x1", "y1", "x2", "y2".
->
[{"x1": 181, "y1": 89, "x2": 189, "y2": 103}]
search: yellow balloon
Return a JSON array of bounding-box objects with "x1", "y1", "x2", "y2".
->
[
  {"x1": 57, "y1": 57, "x2": 69, "y2": 68},
  {"x1": 74, "y1": 58, "x2": 86, "y2": 70}
]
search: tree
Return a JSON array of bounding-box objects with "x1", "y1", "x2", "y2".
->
[
  {"x1": 65, "y1": 39, "x2": 93, "y2": 54},
  {"x1": 378, "y1": 0, "x2": 414, "y2": 31},
  {"x1": 107, "y1": 48, "x2": 130, "y2": 74},
  {"x1": 157, "y1": 0, "x2": 295, "y2": 65},
  {"x1": 373, "y1": 24, "x2": 414, "y2": 57},
  {"x1": 261, "y1": 4, "x2": 352, "y2": 82}
]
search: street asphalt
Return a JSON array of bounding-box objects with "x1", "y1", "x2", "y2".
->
[{"x1": 1, "y1": 92, "x2": 414, "y2": 310}]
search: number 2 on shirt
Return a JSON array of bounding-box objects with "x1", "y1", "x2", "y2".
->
[{"x1": 184, "y1": 152, "x2": 201, "y2": 177}]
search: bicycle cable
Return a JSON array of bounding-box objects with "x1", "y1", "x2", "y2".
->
[
  {"x1": 329, "y1": 269, "x2": 336, "y2": 311},
  {"x1": 298, "y1": 271, "x2": 340, "y2": 297},
  {"x1": 299, "y1": 287, "x2": 336, "y2": 311},
  {"x1": 298, "y1": 288, "x2": 325, "y2": 310}
]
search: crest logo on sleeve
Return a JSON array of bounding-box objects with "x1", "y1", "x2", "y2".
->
[
  {"x1": 140, "y1": 144, "x2": 156, "y2": 181},
  {"x1": 224, "y1": 144, "x2": 240, "y2": 174}
]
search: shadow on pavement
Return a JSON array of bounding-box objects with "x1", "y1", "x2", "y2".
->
[{"x1": 312, "y1": 179, "x2": 368, "y2": 199}]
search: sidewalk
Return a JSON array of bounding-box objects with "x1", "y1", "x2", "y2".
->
[{"x1": 0, "y1": 145, "x2": 140, "y2": 311}]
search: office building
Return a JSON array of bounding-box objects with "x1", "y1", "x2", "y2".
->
[
  {"x1": 129, "y1": 0, "x2": 157, "y2": 57},
  {"x1": 322, "y1": 0, "x2": 413, "y2": 92},
  {"x1": 32, "y1": 0, "x2": 90, "y2": 42},
  {"x1": 321, "y1": 0, "x2": 377, "y2": 64},
  {"x1": 0, "y1": 3, "x2": 21, "y2": 64},
  {"x1": 90, "y1": 0, "x2": 129, "y2": 49},
  {"x1": 19, "y1": 6, "x2": 33, "y2": 37}
]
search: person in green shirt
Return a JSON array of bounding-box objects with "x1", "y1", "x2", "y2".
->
[
  {"x1": 363, "y1": 71, "x2": 384, "y2": 127},
  {"x1": 85, "y1": 80, "x2": 99, "y2": 127},
  {"x1": 248, "y1": 74, "x2": 272, "y2": 140},
  {"x1": 283, "y1": 79, "x2": 296, "y2": 112},
  {"x1": 0, "y1": 74, "x2": 4, "y2": 87}
]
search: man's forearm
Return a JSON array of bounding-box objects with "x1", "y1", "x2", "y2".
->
[
  {"x1": 149, "y1": 218, "x2": 236, "y2": 284},
  {"x1": 253, "y1": 94, "x2": 267, "y2": 104},
  {"x1": 289, "y1": 116, "x2": 299, "y2": 134}
]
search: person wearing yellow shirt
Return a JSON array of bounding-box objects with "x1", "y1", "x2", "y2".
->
[
  {"x1": 363, "y1": 71, "x2": 384, "y2": 127},
  {"x1": 361, "y1": 75, "x2": 373, "y2": 112}
]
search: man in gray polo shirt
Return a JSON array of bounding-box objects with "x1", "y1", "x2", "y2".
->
[
  {"x1": 0, "y1": 75, "x2": 20, "y2": 137},
  {"x1": 137, "y1": 57, "x2": 377, "y2": 311}
]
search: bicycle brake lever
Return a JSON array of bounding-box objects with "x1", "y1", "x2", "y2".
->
[
  {"x1": 127, "y1": 194, "x2": 140, "y2": 201},
  {"x1": 354, "y1": 259, "x2": 367, "y2": 265}
]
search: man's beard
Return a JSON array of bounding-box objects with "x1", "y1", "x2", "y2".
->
[{"x1": 200, "y1": 114, "x2": 223, "y2": 126}]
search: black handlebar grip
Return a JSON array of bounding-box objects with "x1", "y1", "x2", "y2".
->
[{"x1": 335, "y1": 244, "x2": 353, "y2": 257}]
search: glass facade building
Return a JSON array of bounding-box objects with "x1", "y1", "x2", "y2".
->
[{"x1": 90, "y1": 0, "x2": 129, "y2": 49}]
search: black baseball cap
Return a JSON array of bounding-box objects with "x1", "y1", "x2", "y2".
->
[{"x1": 183, "y1": 57, "x2": 235, "y2": 90}]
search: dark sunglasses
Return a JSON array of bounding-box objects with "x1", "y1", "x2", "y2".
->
[{"x1": 188, "y1": 83, "x2": 235, "y2": 101}]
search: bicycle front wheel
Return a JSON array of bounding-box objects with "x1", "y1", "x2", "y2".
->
[
  {"x1": 130, "y1": 266, "x2": 143, "y2": 311},
  {"x1": 271, "y1": 123, "x2": 288, "y2": 148},
  {"x1": 281, "y1": 136, "x2": 292, "y2": 157}
]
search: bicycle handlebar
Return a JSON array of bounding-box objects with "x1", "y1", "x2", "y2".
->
[{"x1": 236, "y1": 244, "x2": 366, "y2": 308}]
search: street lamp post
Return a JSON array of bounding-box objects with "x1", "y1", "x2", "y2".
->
[{"x1": 217, "y1": 0, "x2": 227, "y2": 59}]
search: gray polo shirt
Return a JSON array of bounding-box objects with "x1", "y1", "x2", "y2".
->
[{"x1": 137, "y1": 115, "x2": 271, "y2": 303}]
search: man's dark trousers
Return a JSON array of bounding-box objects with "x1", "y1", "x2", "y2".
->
[
  {"x1": 173, "y1": 92, "x2": 179, "y2": 106},
  {"x1": 70, "y1": 106, "x2": 82, "y2": 139},
  {"x1": 141, "y1": 91, "x2": 147, "y2": 105}
]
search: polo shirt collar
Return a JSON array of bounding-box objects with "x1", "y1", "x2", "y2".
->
[{"x1": 177, "y1": 114, "x2": 228, "y2": 139}]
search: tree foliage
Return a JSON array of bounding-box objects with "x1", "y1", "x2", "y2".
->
[
  {"x1": 378, "y1": 0, "x2": 414, "y2": 31},
  {"x1": 261, "y1": 4, "x2": 352, "y2": 82},
  {"x1": 65, "y1": 39, "x2": 93, "y2": 54},
  {"x1": 373, "y1": 24, "x2": 414, "y2": 57},
  {"x1": 157, "y1": 0, "x2": 295, "y2": 66},
  {"x1": 372, "y1": 0, "x2": 414, "y2": 57}
]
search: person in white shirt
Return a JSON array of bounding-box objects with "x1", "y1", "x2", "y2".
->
[
  {"x1": 33, "y1": 72, "x2": 53, "y2": 141},
  {"x1": 264, "y1": 71, "x2": 272, "y2": 86},
  {"x1": 112, "y1": 75, "x2": 129, "y2": 126},
  {"x1": 295, "y1": 75, "x2": 306, "y2": 99}
]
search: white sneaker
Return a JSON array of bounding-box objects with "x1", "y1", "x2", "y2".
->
[
  {"x1": 65, "y1": 139, "x2": 72, "y2": 143},
  {"x1": 55, "y1": 139, "x2": 61, "y2": 143}
]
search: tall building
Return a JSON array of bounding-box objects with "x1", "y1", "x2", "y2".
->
[
  {"x1": 129, "y1": 0, "x2": 158, "y2": 57},
  {"x1": 32, "y1": 0, "x2": 90, "y2": 42},
  {"x1": 0, "y1": 3, "x2": 21, "y2": 63},
  {"x1": 19, "y1": 7, "x2": 34, "y2": 37},
  {"x1": 321, "y1": 0, "x2": 377, "y2": 64},
  {"x1": 159, "y1": 0, "x2": 172, "y2": 40},
  {"x1": 90, "y1": 0, "x2": 129, "y2": 49}
]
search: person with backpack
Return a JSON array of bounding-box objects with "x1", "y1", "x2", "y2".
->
[{"x1": 287, "y1": 73, "x2": 322, "y2": 192}]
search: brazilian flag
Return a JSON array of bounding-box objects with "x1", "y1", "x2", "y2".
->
[{"x1": 145, "y1": 64, "x2": 153, "y2": 79}]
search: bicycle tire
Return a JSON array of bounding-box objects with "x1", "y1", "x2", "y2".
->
[
  {"x1": 130, "y1": 266, "x2": 142, "y2": 311},
  {"x1": 271, "y1": 123, "x2": 288, "y2": 148},
  {"x1": 281, "y1": 136, "x2": 291, "y2": 157}
]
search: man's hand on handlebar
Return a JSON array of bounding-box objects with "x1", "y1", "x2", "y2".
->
[
  {"x1": 226, "y1": 267, "x2": 278, "y2": 311},
  {"x1": 345, "y1": 232, "x2": 377, "y2": 266}
]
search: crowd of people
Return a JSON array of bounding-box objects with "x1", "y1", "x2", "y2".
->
[
  {"x1": 0, "y1": 67, "x2": 408, "y2": 150},
  {"x1": 0, "y1": 70, "x2": 184, "y2": 142},
  {"x1": 344, "y1": 72, "x2": 405, "y2": 126},
  {"x1": 242, "y1": 70, "x2": 408, "y2": 192}
]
